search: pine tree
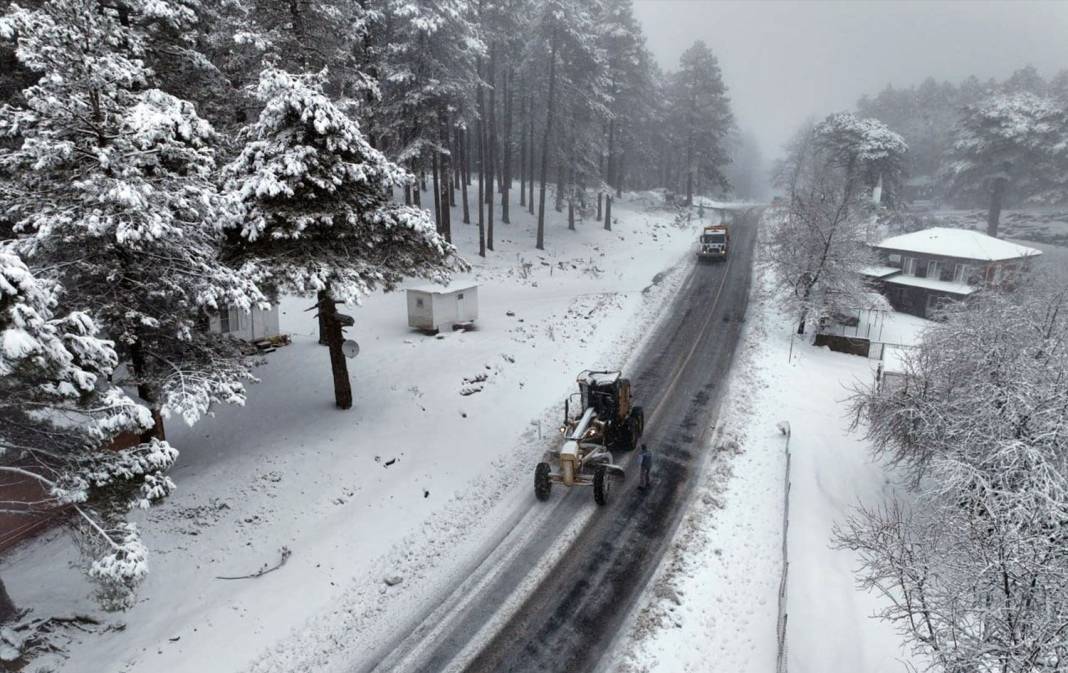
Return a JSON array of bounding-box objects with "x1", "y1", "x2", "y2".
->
[
  {"x1": 0, "y1": 250, "x2": 179, "y2": 611},
  {"x1": 224, "y1": 68, "x2": 463, "y2": 409},
  {"x1": 0, "y1": 0, "x2": 263, "y2": 440},
  {"x1": 667, "y1": 41, "x2": 734, "y2": 206},
  {"x1": 946, "y1": 91, "x2": 1068, "y2": 237}
]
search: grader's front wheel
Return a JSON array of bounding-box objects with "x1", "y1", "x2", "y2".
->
[
  {"x1": 534, "y1": 462, "x2": 552, "y2": 501},
  {"x1": 594, "y1": 464, "x2": 610, "y2": 505}
]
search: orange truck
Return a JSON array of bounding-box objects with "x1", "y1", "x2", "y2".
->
[{"x1": 697, "y1": 224, "x2": 729, "y2": 261}]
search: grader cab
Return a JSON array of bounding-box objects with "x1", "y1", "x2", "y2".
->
[{"x1": 534, "y1": 370, "x2": 644, "y2": 505}]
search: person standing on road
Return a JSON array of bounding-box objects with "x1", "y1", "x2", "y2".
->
[{"x1": 638, "y1": 444, "x2": 652, "y2": 489}]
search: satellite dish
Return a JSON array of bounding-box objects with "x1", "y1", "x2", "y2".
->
[{"x1": 342, "y1": 340, "x2": 360, "y2": 359}]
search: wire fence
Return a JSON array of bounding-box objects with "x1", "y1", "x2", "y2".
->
[{"x1": 776, "y1": 426, "x2": 792, "y2": 673}]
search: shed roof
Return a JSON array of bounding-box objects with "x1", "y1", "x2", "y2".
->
[
  {"x1": 859, "y1": 265, "x2": 900, "y2": 279},
  {"x1": 407, "y1": 281, "x2": 479, "y2": 294},
  {"x1": 875, "y1": 227, "x2": 1041, "y2": 262},
  {"x1": 884, "y1": 274, "x2": 977, "y2": 296}
]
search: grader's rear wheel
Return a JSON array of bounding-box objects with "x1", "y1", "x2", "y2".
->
[
  {"x1": 534, "y1": 462, "x2": 552, "y2": 501},
  {"x1": 631, "y1": 405, "x2": 645, "y2": 436},
  {"x1": 594, "y1": 464, "x2": 610, "y2": 505}
]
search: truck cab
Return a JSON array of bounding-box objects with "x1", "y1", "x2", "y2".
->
[{"x1": 697, "y1": 225, "x2": 729, "y2": 262}]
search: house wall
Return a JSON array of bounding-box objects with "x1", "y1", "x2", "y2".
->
[
  {"x1": 877, "y1": 282, "x2": 960, "y2": 319},
  {"x1": 407, "y1": 287, "x2": 478, "y2": 331},
  {"x1": 407, "y1": 290, "x2": 435, "y2": 330},
  {"x1": 208, "y1": 305, "x2": 281, "y2": 342}
]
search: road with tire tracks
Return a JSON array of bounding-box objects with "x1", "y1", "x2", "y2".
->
[{"x1": 362, "y1": 208, "x2": 760, "y2": 673}]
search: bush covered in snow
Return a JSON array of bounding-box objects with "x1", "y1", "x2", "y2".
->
[{"x1": 841, "y1": 278, "x2": 1068, "y2": 672}]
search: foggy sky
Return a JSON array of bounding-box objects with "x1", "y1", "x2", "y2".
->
[{"x1": 634, "y1": 0, "x2": 1068, "y2": 159}]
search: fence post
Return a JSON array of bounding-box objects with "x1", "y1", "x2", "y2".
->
[{"x1": 776, "y1": 421, "x2": 792, "y2": 673}]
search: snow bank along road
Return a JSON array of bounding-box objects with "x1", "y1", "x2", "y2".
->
[{"x1": 367, "y1": 208, "x2": 760, "y2": 673}]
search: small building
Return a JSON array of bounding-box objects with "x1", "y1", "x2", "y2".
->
[
  {"x1": 406, "y1": 282, "x2": 479, "y2": 333},
  {"x1": 876, "y1": 344, "x2": 913, "y2": 394},
  {"x1": 207, "y1": 304, "x2": 281, "y2": 342},
  {"x1": 864, "y1": 227, "x2": 1041, "y2": 319}
]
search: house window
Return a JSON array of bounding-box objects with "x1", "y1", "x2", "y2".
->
[
  {"x1": 926, "y1": 261, "x2": 940, "y2": 280},
  {"x1": 457, "y1": 293, "x2": 464, "y2": 300},
  {"x1": 953, "y1": 264, "x2": 969, "y2": 283},
  {"x1": 888, "y1": 253, "x2": 901, "y2": 264},
  {"x1": 902, "y1": 257, "x2": 916, "y2": 276},
  {"x1": 416, "y1": 298, "x2": 424, "y2": 308}
]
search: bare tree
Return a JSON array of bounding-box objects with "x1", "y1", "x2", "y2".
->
[{"x1": 840, "y1": 282, "x2": 1068, "y2": 673}]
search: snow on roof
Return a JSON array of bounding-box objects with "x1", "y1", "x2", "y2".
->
[
  {"x1": 875, "y1": 227, "x2": 1041, "y2": 262},
  {"x1": 881, "y1": 344, "x2": 913, "y2": 375},
  {"x1": 884, "y1": 274, "x2": 977, "y2": 296},
  {"x1": 859, "y1": 265, "x2": 900, "y2": 278},
  {"x1": 407, "y1": 280, "x2": 478, "y2": 294}
]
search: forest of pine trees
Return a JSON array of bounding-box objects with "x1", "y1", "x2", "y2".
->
[{"x1": 0, "y1": 0, "x2": 736, "y2": 610}]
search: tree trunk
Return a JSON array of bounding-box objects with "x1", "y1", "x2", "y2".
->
[
  {"x1": 606, "y1": 118, "x2": 616, "y2": 194},
  {"x1": 466, "y1": 125, "x2": 473, "y2": 186},
  {"x1": 604, "y1": 194, "x2": 612, "y2": 231},
  {"x1": 412, "y1": 162, "x2": 422, "y2": 208},
  {"x1": 536, "y1": 24, "x2": 559, "y2": 251},
  {"x1": 0, "y1": 576, "x2": 17, "y2": 625},
  {"x1": 597, "y1": 192, "x2": 603, "y2": 221},
  {"x1": 567, "y1": 154, "x2": 575, "y2": 231},
  {"x1": 432, "y1": 149, "x2": 442, "y2": 234},
  {"x1": 519, "y1": 93, "x2": 527, "y2": 208},
  {"x1": 477, "y1": 53, "x2": 487, "y2": 257},
  {"x1": 616, "y1": 147, "x2": 624, "y2": 199},
  {"x1": 528, "y1": 93, "x2": 536, "y2": 215},
  {"x1": 987, "y1": 175, "x2": 1007, "y2": 238},
  {"x1": 502, "y1": 66, "x2": 513, "y2": 224},
  {"x1": 320, "y1": 289, "x2": 352, "y2": 409},
  {"x1": 460, "y1": 127, "x2": 471, "y2": 225},
  {"x1": 317, "y1": 289, "x2": 329, "y2": 345},
  {"x1": 450, "y1": 124, "x2": 459, "y2": 208},
  {"x1": 128, "y1": 338, "x2": 166, "y2": 441},
  {"x1": 486, "y1": 46, "x2": 496, "y2": 251},
  {"x1": 555, "y1": 162, "x2": 565, "y2": 213},
  {"x1": 438, "y1": 116, "x2": 452, "y2": 241}
]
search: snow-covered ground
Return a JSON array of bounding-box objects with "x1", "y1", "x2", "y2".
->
[
  {"x1": 3, "y1": 191, "x2": 718, "y2": 672},
  {"x1": 610, "y1": 226, "x2": 920, "y2": 673}
]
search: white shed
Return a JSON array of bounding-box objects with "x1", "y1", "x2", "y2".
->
[
  {"x1": 407, "y1": 282, "x2": 479, "y2": 332},
  {"x1": 208, "y1": 304, "x2": 281, "y2": 343}
]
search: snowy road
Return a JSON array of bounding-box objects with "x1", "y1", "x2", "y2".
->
[{"x1": 365, "y1": 209, "x2": 760, "y2": 673}]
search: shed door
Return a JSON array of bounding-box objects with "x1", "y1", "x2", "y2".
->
[{"x1": 456, "y1": 292, "x2": 465, "y2": 321}]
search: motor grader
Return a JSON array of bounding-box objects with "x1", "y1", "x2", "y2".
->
[{"x1": 534, "y1": 370, "x2": 644, "y2": 505}]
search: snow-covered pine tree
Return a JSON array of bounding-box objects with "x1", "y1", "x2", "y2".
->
[
  {"x1": 946, "y1": 91, "x2": 1068, "y2": 238},
  {"x1": 224, "y1": 68, "x2": 463, "y2": 409},
  {"x1": 0, "y1": 250, "x2": 178, "y2": 613},
  {"x1": 0, "y1": 0, "x2": 264, "y2": 439},
  {"x1": 666, "y1": 41, "x2": 734, "y2": 206},
  {"x1": 597, "y1": 0, "x2": 646, "y2": 206},
  {"x1": 814, "y1": 112, "x2": 908, "y2": 210},
  {"x1": 379, "y1": 0, "x2": 482, "y2": 244},
  {"x1": 530, "y1": 0, "x2": 600, "y2": 249}
]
